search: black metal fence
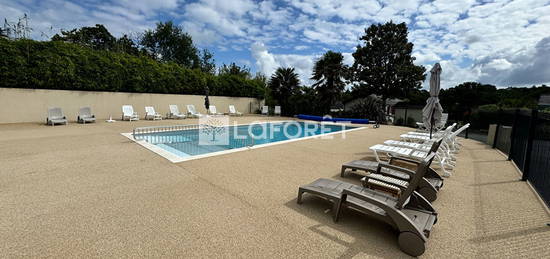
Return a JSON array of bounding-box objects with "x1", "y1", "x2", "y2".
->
[{"x1": 491, "y1": 109, "x2": 550, "y2": 207}]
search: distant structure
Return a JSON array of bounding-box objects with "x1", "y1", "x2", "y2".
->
[{"x1": 538, "y1": 95, "x2": 550, "y2": 108}]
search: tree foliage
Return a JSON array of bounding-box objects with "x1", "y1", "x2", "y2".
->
[
  {"x1": 140, "y1": 21, "x2": 199, "y2": 68},
  {"x1": 351, "y1": 21, "x2": 426, "y2": 106},
  {"x1": 218, "y1": 63, "x2": 251, "y2": 78},
  {"x1": 311, "y1": 51, "x2": 348, "y2": 113},
  {"x1": 0, "y1": 38, "x2": 264, "y2": 98},
  {"x1": 268, "y1": 67, "x2": 301, "y2": 116},
  {"x1": 51, "y1": 24, "x2": 142, "y2": 56}
]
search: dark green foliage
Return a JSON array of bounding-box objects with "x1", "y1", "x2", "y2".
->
[
  {"x1": 140, "y1": 21, "x2": 199, "y2": 68},
  {"x1": 351, "y1": 21, "x2": 426, "y2": 106},
  {"x1": 0, "y1": 38, "x2": 264, "y2": 98},
  {"x1": 268, "y1": 67, "x2": 301, "y2": 116},
  {"x1": 199, "y1": 49, "x2": 216, "y2": 74},
  {"x1": 311, "y1": 51, "x2": 348, "y2": 114},
  {"x1": 343, "y1": 96, "x2": 385, "y2": 122},
  {"x1": 218, "y1": 63, "x2": 251, "y2": 78},
  {"x1": 51, "y1": 25, "x2": 142, "y2": 55}
]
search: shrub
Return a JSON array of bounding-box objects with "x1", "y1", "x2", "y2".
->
[{"x1": 0, "y1": 38, "x2": 264, "y2": 98}]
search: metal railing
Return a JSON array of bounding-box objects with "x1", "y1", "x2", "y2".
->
[
  {"x1": 488, "y1": 109, "x2": 550, "y2": 208},
  {"x1": 133, "y1": 124, "x2": 201, "y2": 139}
]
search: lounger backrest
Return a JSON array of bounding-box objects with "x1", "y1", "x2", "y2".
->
[
  {"x1": 229, "y1": 105, "x2": 236, "y2": 114},
  {"x1": 122, "y1": 105, "x2": 134, "y2": 115},
  {"x1": 145, "y1": 106, "x2": 155, "y2": 115},
  {"x1": 79, "y1": 107, "x2": 92, "y2": 117},
  {"x1": 262, "y1": 106, "x2": 268, "y2": 114},
  {"x1": 170, "y1": 105, "x2": 180, "y2": 115},
  {"x1": 396, "y1": 152, "x2": 437, "y2": 208},
  {"x1": 274, "y1": 106, "x2": 281, "y2": 114},
  {"x1": 450, "y1": 123, "x2": 470, "y2": 138},
  {"x1": 48, "y1": 107, "x2": 64, "y2": 119},
  {"x1": 209, "y1": 105, "x2": 217, "y2": 114},
  {"x1": 187, "y1": 105, "x2": 197, "y2": 114},
  {"x1": 428, "y1": 138, "x2": 444, "y2": 153}
]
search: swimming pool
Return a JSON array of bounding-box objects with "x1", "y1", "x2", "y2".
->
[{"x1": 126, "y1": 121, "x2": 361, "y2": 162}]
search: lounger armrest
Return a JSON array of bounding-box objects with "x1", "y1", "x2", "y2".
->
[
  {"x1": 377, "y1": 162, "x2": 415, "y2": 178},
  {"x1": 389, "y1": 156, "x2": 421, "y2": 166}
]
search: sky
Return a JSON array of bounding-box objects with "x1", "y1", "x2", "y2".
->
[{"x1": 2, "y1": 0, "x2": 550, "y2": 89}]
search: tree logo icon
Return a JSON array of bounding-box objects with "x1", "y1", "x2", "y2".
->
[{"x1": 199, "y1": 116, "x2": 229, "y2": 145}]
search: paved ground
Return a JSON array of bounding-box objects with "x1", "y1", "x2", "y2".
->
[{"x1": 1, "y1": 116, "x2": 549, "y2": 258}]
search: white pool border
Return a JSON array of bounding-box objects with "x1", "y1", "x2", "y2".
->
[{"x1": 121, "y1": 120, "x2": 367, "y2": 163}]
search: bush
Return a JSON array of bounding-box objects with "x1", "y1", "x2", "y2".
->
[
  {"x1": 342, "y1": 96, "x2": 385, "y2": 122},
  {"x1": 0, "y1": 38, "x2": 264, "y2": 98}
]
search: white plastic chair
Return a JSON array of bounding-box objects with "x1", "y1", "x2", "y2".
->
[
  {"x1": 229, "y1": 105, "x2": 242, "y2": 116},
  {"x1": 261, "y1": 106, "x2": 269, "y2": 116},
  {"x1": 274, "y1": 106, "x2": 281, "y2": 116},
  {"x1": 122, "y1": 105, "x2": 139, "y2": 121},
  {"x1": 145, "y1": 106, "x2": 162, "y2": 120},
  {"x1": 208, "y1": 105, "x2": 223, "y2": 115},
  {"x1": 168, "y1": 105, "x2": 186, "y2": 119},
  {"x1": 186, "y1": 105, "x2": 203, "y2": 118}
]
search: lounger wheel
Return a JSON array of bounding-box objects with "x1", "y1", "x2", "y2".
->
[
  {"x1": 398, "y1": 231, "x2": 425, "y2": 256},
  {"x1": 418, "y1": 186, "x2": 437, "y2": 202}
]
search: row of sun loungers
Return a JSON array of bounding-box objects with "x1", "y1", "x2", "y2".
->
[
  {"x1": 46, "y1": 104, "x2": 246, "y2": 125},
  {"x1": 261, "y1": 105, "x2": 281, "y2": 116},
  {"x1": 46, "y1": 107, "x2": 96, "y2": 125},
  {"x1": 297, "y1": 122, "x2": 470, "y2": 256}
]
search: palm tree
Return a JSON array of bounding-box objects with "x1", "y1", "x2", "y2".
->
[
  {"x1": 268, "y1": 67, "x2": 300, "y2": 116},
  {"x1": 311, "y1": 51, "x2": 348, "y2": 114}
]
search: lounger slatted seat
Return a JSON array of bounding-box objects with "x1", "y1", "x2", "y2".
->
[
  {"x1": 77, "y1": 107, "x2": 95, "y2": 124},
  {"x1": 46, "y1": 107, "x2": 68, "y2": 126},
  {"x1": 341, "y1": 139, "x2": 444, "y2": 202},
  {"x1": 298, "y1": 153, "x2": 438, "y2": 256}
]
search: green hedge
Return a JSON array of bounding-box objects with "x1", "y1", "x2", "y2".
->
[{"x1": 0, "y1": 38, "x2": 264, "y2": 98}]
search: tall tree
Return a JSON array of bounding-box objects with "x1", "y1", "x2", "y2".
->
[
  {"x1": 351, "y1": 21, "x2": 426, "y2": 113},
  {"x1": 140, "y1": 21, "x2": 199, "y2": 67},
  {"x1": 52, "y1": 24, "x2": 116, "y2": 51},
  {"x1": 268, "y1": 67, "x2": 300, "y2": 116},
  {"x1": 311, "y1": 51, "x2": 348, "y2": 114},
  {"x1": 218, "y1": 63, "x2": 251, "y2": 78},
  {"x1": 199, "y1": 49, "x2": 216, "y2": 74}
]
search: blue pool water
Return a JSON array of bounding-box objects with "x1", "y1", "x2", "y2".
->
[{"x1": 134, "y1": 121, "x2": 357, "y2": 158}]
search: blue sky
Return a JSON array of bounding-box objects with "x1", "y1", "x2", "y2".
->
[{"x1": 2, "y1": 0, "x2": 550, "y2": 88}]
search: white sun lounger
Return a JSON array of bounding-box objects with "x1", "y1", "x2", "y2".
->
[
  {"x1": 187, "y1": 105, "x2": 203, "y2": 118},
  {"x1": 369, "y1": 139, "x2": 452, "y2": 177},
  {"x1": 261, "y1": 106, "x2": 269, "y2": 116},
  {"x1": 208, "y1": 105, "x2": 223, "y2": 115},
  {"x1": 274, "y1": 106, "x2": 281, "y2": 116},
  {"x1": 145, "y1": 106, "x2": 162, "y2": 120},
  {"x1": 46, "y1": 107, "x2": 68, "y2": 126},
  {"x1": 229, "y1": 105, "x2": 243, "y2": 116},
  {"x1": 122, "y1": 105, "x2": 139, "y2": 121},
  {"x1": 77, "y1": 107, "x2": 96, "y2": 124},
  {"x1": 168, "y1": 105, "x2": 186, "y2": 119}
]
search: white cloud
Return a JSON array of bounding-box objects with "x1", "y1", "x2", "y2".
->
[{"x1": 251, "y1": 42, "x2": 317, "y2": 84}]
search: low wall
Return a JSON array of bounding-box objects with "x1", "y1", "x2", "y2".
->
[{"x1": 0, "y1": 88, "x2": 261, "y2": 124}]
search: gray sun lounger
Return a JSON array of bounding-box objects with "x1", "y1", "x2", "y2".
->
[
  {"x1": 46, "y1": 107, "x2": 68, "y2": 126},
  {"x1": 341, "y1": 139, "x2": 444, "y2": 202},
  {"x1": 77, "y1": 107, "x2": 96, "y2": 124},
  {"x1": 298, "y1": 152, "x2": 438, "y2": 257}
]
